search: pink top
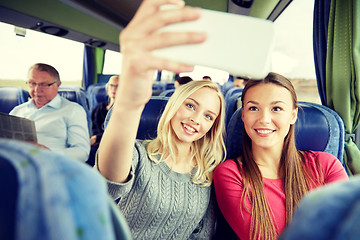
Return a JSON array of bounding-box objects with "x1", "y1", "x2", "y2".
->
[{"x1": 213, "y1": 151, "x2": 349, "y2": 240}]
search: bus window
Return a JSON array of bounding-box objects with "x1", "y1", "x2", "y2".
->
[
  {"x1": 0, "y1": 21, "x2": 83, "y2": 87},
  {"x1": 179, "y1": 65, "x2": 229, "y2": 85},
  {"x1": 102, "y1": 49, "x2": 122, "y2": 75},
  {"x1": 272, "y1": 0, "x2": 321, "y2": 104}
]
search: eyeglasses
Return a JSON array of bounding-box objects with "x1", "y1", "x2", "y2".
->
[
  {"x1": 26, "y1": 81, "x2": 57, "y2": 89},
  {"x1": 108, "y1": 84, "x2": 118, "y2": 89}
]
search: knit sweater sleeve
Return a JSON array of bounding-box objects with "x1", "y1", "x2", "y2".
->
[
  {"x1": 95, "y1": 140, "x2": 144, "y2": 200},
  {"x1": 188, "y1": 186, "x2": 217, "y2": 240}
]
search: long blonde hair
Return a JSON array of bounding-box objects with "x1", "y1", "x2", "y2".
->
[
  {"x1": 147, "y1": 80, "x2": 226, "y2": 186},
  {"x1": 239, "y1": 72, "x2": 323, "y2": 240}
]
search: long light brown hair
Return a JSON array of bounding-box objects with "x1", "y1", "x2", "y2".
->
[
  {"x1": 147, "y1": 80, "x2": 226, "y2": 187},
  {"x1": 239, "y1": 72, "x2": 323, "y2": 240}
]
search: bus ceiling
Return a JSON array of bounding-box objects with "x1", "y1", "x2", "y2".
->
[{"x1": 0, "y1": 0, "x2": 291, "y2": 52}]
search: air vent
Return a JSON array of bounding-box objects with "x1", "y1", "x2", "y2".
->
[{"x1": 40, "y1": 26, "x2": 69, "y2": 36}]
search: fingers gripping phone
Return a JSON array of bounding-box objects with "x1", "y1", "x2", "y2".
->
[{"x1": 153, "y1": 8, "x2": 275, "y2": 79}]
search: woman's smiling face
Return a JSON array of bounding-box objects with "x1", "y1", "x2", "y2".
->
[
  {"x1": 242, "y1": 83, "x2": 298, "y2": 151},
  {"x1": 170, "y1": 87, "x2": 220, "y2": 145}
]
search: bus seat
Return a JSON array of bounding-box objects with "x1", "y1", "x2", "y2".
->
[
  {"x1": 0, "y1": 139, "x2": 132, "y2": 240},
  {"x1": 58, "y1": 86, "x2": 91, "y2": 134},
  {"x1": 226, "y1": 102, "x2": 346, "y2": 165},
  {"x1": 105, "y1": 96, "x2": 168, "y2": 140},
  {"x1": 222, "y1": 81, "x2": 234, "y2": 96},
  {"x1": 97, "y1": 74, "x2": 113, "y2": 84},
  {"x1": 0, "y1": 86, "x2": 29, "y2": 114},
  {"x1": 86, "y1": 83, "x2": 108, "y2": 111},
  {"x1": 159, "y1": 89, "x2": 175, "y2": 97},
  {"x1": 0, "y1": 153, "x2": 18, "y2": 240},
  {"x1": 279, "y1": 175, "x2": 360, "y2": 240},
  {"x1": 165, "y1": 82, "x2": 175, "y2": 90},
  {"x1": 152, "y1": 82, "x2": 166, "y2": 91},
  {"x1": 224, "y1": 87, "x2": 243, "y2": 129}
]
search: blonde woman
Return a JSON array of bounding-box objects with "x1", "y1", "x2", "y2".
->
[{"x1": 97, "y1": 0, "x2": 226, "y2": 238}]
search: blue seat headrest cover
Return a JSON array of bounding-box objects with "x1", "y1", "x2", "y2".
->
[{"x1": 105, "y1": 96, "x2": 168, "y2": 140}]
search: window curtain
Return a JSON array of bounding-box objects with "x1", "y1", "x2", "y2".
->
[
  {"x1": 83, "y1": 46, "x2": 105, "y2": 89},
  {"x1": 313, "y1": 0, "x2": 331, "y2": 105},
  {"x1": 315, "y1": 0, "x2": 360, "y2": 175}
]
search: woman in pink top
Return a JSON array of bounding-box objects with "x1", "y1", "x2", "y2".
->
[{"x1": 213, "y1": 72, "x2": 348, "y2": 240}]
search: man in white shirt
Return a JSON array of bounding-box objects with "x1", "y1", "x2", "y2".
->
[{"x1": 10, "y1": 63, "x2": 90, "y2": 162}]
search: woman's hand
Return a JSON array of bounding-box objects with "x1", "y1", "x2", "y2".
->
[
  {"x1": 117, "y1": 0, "x2": 207, "y2": 108},
  {"x1": 90, "y1": 135, "x2": 98, "y2": 146}
]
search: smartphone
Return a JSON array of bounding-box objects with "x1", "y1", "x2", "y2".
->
[{"x1": 152, "y1": 8, "x2": 275, "y2": 79}]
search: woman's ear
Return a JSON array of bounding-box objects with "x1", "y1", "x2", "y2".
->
[{"x1": 290, "y1": 107, "x2": 298, "y2": 125}]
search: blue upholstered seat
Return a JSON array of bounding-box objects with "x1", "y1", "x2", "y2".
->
[
  {"x1": 58, "y1": 86, "x2": 91, "y2": 133},
  {"x1": 159, "y1": 89, "x2": 175, "y2": 97},
  {"x1": 0, "y1": 86, "x2": 29, "y2": 114},
  {"x1": 105, "y1": 96, "x2": 168, "y2": 140},
  {"x1": 279, "y1": 175, "x2": 360, "y2": 240},
  {"x1": 86, "y1": 83, "x2": 108, "y2": 111},
  {"x1": 221, "y1": 81, "x2": 234, "y2": 97},
  {"x1": 224, "y1": 87, "x2": 243, "y2": 129},
  {"x1": 0, "y1": 139, "x2": 132, "y2": 240},
  {"x1": 152, "y1": 82, "x2": 166, "y2": 91},
  {"x1": 226, "y1": 102, "x2": 345, "y2": 164},
  {"x1": 165, "y1": 82, "x2": 175, "y2": 90}
]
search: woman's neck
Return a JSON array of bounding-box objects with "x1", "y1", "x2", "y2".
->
[
  {"x1": 106, "y1": 98, "x2": 115, "y2": 110},
  {"x1": 252, "y1": 145, "x2": 284, "y2": 179},
  {"x1": 164, "y1": 142, "x2": 195, "y2": 173}
]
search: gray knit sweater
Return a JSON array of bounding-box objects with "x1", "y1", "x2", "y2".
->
[{"x1": 105, "y1": 140, "x2": 216, "y2": 239}]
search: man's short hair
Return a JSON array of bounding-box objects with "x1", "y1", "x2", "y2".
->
[{"x1": 29, "y1": 63, "x2": 61, "y2": 83}]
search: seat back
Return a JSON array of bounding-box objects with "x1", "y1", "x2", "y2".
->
[
  {"x1": 224, "y1": 87, "x2": 243, "y2": 129},
  {"x1": 105, "y1": 96, "x2": 168, "y2": 140},
  {"x1": 159, "y1": 89, "x2": 175, "y2": 97},
  {"x1": 86, "y1": 83, "x2": 108, "y2": 111},
  {"x1": 226, "y1": 102, "x2": 345, "y2": 164},
  {"x1": 165, "y1": 82, "x2": 175, "y2": 90},
  {"x1": 221, "y1": 81, "x2": 234, "y2": 96},
  {"x1": 58, "y1": 86, "x2": 91, "y2": 133},
  {"x1": 0, "y1": 87, "x2": 29, "y2": 114},
  {"x1": 0, "y1": 139, "x2": 132, "y2": 240},
  {"x1": 278, "y1": 175, "x2": 360, "y2": 240},
  {"x1": 152, "y1": 81, "x2": 166, "y2": 91}
]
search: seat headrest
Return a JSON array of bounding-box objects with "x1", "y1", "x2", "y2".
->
[
  {"x1": 58, "y1": 89, "x2": 77, "y2": 102},
  {"x1": 86, "y1": 83, "x2": 108, "y2": 111},
  {"x1": 226, "y1": 102, "x2": 345, "y2": 163},
  {"x1": 58, "y1": 87, "x2": 91, "y2": 134},
  {"x1": 0, "y1": 87, "x2": 29, "y2": 114},
  {"x1": 105, "y1": 96, "x2": 168, "y2": 140},
  {"x1": 224, "y1": 87, "x2": 243, "y2": 128}
]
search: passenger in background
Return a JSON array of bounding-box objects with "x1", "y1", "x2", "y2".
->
[
  {"x1": 174, "y1": 75, "x2": 193, "y2": 88},
  {"x1": 203, "y1": 75, "x2": 212, "y2": 81},
  {"x1": 213, "y1": 72, "x2": 348, "y2": 240},
  {"x1": 233, "y1": 76, "x2": 249, "y2": 88},
  {"x1": 87, "y1": 75, "x2": 119, "y2": 166},
  {"x1": 96, "y1": 0, "x2": 226, "y2": 238},
  {"x1": 90, "y1": 75, "x2": 119, "y2": 147},
  {"x1": 10, "y1": 63, "x2": 90, "y2": 162}
]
